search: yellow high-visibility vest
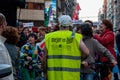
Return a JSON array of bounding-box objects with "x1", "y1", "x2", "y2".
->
[{"x1": 45, "y1": 30, "x2": 82, "y2": 80}]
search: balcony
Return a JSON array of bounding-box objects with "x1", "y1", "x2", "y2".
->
[
  {"x1": 26, "y1": 0, "x2": 44, "y2": 3},
  {"x1": 17, "y1": 9, "x2": 44, "y2": 20}
]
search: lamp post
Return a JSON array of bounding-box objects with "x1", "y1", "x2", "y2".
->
[{"x1": 114, "y1": 0, "x2": 117, "y2": 32}]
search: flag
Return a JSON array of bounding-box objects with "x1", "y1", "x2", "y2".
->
[
  {"x1": 48, "y1": 5, "x2": 53, "y2": 17},
  {"x1": 72, "y1": 3, "x2": 81, "y2": 20},
  {"x1": 36, "y1": 40, "x2": 45, "y2": 50},
  {"x1": 76, "y1": 3, "x2": 81, "y2": 11}
]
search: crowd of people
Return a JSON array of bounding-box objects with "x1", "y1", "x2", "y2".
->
[{"x1": 0, "y1": 12, "x2": 120, "y2": 80}]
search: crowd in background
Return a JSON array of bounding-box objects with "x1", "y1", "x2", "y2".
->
[{"x1": 0, "y1": 12, "x2": 120, "y2": 80}]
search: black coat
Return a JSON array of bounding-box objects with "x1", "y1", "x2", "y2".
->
[
  {"x1": 0, "y1": 0, "x2": 26, "y2": 27},
  {"x1": 17, "y1": 32, "x2": 28, "y2": 48},
  {"x1": 116, "y1": 33, "x2": 120, "y2": 53}
]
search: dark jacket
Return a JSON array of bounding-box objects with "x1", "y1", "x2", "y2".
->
[
  {"x1": 4, "y1": 43, "x2": 19, "y2": 66},
  {"x1": 17, "y1": 32, "x2": 28, "y2": 48},
  {"x1": 4, "y1": 42, "x2": 19, "y2": 77},
  {"x1": 116, "y1": 32, "x2": 120, "y2": 53},
  {"x1": 0, "y1": 0, "x2": 26, "y2": 27}
]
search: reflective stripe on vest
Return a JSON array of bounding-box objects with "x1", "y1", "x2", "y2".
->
[
  {"x1": 48, "y1": 67, "x2": 80, "y2": 72},
  {"x1": 48, "y1": 55, "x2": 81, "y2": 60}
]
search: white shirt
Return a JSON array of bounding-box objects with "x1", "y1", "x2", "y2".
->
[{"x1": 0, "y1": 35, "x2": 14, "y2": 80}]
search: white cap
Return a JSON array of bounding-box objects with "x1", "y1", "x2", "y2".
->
[{"x1": 58, "y1": 15, "x2": 72, "y2": 27}]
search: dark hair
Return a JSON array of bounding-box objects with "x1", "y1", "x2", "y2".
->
[
  {"x1": 22, "y1": 27, "x2": 29, "y2": 33},
  {"x1": 28, "y1": 33, "x2": 37, "y2": 40},
  {"x1": 52, "y1": 24, "x2": 60, "y2": 31},
  {"x1": 84, "y1": 20, "x2": 93, "y2": 27},
  {"x1": 2, "y1": 26, "x2": 19, "y2": 44},
  {"x1": 78, "y1": 23, "x2": 93, "y2": 38},
  {"x1": 102, "y1": 19, "x2": 113, "y2": 31}
]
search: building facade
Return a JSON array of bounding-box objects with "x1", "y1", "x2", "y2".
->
[
  {"x1": 99, "y1": 0, "x2": 120, "y2": 30},
  {"x1": 17, "y1": 0, "x2": 44, "y2": 26},
  {"x1": 57, "y1": 0, "x2": 77, "y2": 18},
  {"x1": 17, "y1": 0, "x2": 79, "y2": 27},
  {"x1": 106, "y1": 0, "x2": 114, "y2": 22},
  {"x1": 116, "y1": 0, "x2": 120, "y2": 30}
]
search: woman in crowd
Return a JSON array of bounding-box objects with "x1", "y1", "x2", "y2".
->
[
  {"x1": 93, "y1": 19, "x2": 117, "y2": 80},
  {"x1": 76, "y1": 23, "x2": 117, "y2": 80},
  {"x1": 1, "y1": 26, "x2": 20, "y2": 79},
  {"x1": 17, "y1": 27, "x2": 29, "y2": 48},
  {"x1": 20, "y1": 33, "x2": 38, "y2": 80},
  {"x1": 38, "y1": 26, "x2": 46, "y2": 42}
]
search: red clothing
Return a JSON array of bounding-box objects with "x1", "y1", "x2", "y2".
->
[{"x1": 93, "y1": 29, "x2": 116, "y2": 62}]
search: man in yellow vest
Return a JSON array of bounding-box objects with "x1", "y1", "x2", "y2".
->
[{"x1": 44, "y1": 15, "x2": 89, "y2": 80}]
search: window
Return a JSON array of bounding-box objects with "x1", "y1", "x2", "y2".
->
[{"x1": 26, "y1": 2, "x2": 44, "y2": 10}]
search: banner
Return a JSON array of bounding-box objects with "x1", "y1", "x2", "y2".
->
[
  {"x1": 23, "y1": 22, "x2": 34, "y2": 27},
  {"x1": 72, "y1": 3, "x2": 81, "y2": 20},
  {"x1": 44, "y1": 0, "x2": 57, "y2": 27}
]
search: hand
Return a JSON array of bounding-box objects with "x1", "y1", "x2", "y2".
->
[
  {"x1": 82, "y1": 61, "x2": 89, "y2": 68},
  {"x1": 26, "y1": 56, "x2": 32, "y2": 61},
  {"x1": 111, "y1": 60, "x2": 117, "y2": 66}
]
